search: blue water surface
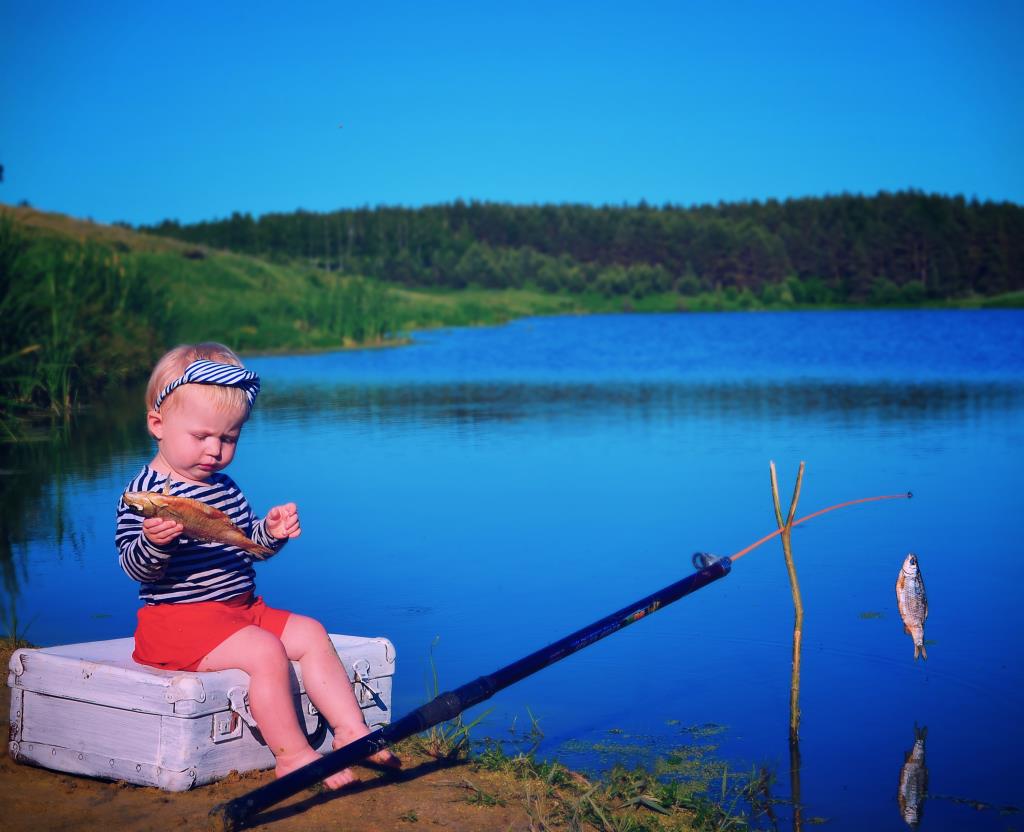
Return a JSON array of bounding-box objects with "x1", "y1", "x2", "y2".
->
[{"x1": 7, "y1": 310, "x2": 1024, "y2": 830}]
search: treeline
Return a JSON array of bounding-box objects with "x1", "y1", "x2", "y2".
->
[{"x1": 142, "y1": 192, "x2": 1024, "y2": 303}]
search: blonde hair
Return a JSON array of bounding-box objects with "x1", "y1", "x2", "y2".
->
[{"x1": 146, "y1": 343, "x2": 251, "y2": 417}]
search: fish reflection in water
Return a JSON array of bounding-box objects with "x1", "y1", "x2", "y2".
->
[{"x1": 898, "y1": 724, "x2": 928, "y2": 828}]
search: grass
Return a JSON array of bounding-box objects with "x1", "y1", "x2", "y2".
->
[
  {"x1": 403, "y1": 637, "x2": 493, "y2": 762},
  {"x1": 0, "y1": 206, "x2": 593, "y2": 431},
  {"x1": 469, "y1": 737, "x2": 763, "y2": 832},
  {"x1": 395, "y1": 640, "x2": 763, "y2": 830},
  {"x1": 0, "y1": 608, "x2": 36, "y2": 676},
  {"x1": 1, "y1": 211, "x2": 177, "y2": 429},
  {"x1": 1, "y1": 607, "x2": 36, "y2": 652},
  {"x1": 390, "y1": 285, "x2": 582, "y2": 330},
  {"x1": 941, "y1": 289, "x2": 1024, "y2": 309},
  {"x1": 8, "y1": 204, "x2": 188, "y2": 253},
  {"x1": 5, "y1": 204, "x2": 582, "y2": 358}
]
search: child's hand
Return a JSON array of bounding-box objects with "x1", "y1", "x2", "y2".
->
[
  {"x1": 143, "y1": 517, "x2": 183, "y2": 547},
  {"x1": 266, "y1": 503, "x2": 301, "y2": 540}
]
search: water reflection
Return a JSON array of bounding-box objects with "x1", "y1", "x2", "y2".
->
[
  {"x1": 0, "y1": 387, "x2": 149, "y2": 624},
  {"x1": 258, "y1": 379, "x2": 1024, "y2": 428},
  {"x1": 790, "y1": 737, "x2": 803, "y2": 832},
  {"x1": 3, "y1": 375, "x2": 1020, "y2": 625},
  {"x1": 898, "y1": 724, "x2": 928, "y2": 828}
]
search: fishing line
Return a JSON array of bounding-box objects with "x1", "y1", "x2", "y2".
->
[{"x1": 729, "y1": 492, "x2": 912, "y2": 563}]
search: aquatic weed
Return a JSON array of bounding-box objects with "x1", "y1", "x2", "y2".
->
[
  {"x1": 473, "y1": 729, "x2": 756, "y2": 832},
  {"x1": 676, "y1": 723, "x2": 727, "y2": 739}
]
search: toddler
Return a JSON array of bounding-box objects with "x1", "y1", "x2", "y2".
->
[{"x1": 116, "y1": 342, "x2": 399, "y2": 788}]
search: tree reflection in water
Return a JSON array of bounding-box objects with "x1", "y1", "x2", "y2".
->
[{"x1": 0, "y1": 385, "x2": 149, "y2": 635}]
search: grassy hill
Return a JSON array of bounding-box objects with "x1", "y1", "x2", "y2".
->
[
  {"x1": 0, "y1": 205, "x2": 582, "y2": 429},
  {"x1": 6, "y1": 205, "x2": 583, "y2": 347}
]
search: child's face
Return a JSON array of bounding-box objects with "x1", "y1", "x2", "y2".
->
[{"x1": 148, "y1": 386, "x2": 247, "y2": 483}]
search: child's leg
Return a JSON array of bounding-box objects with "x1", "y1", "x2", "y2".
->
[
  {"x1": 279, "y1": 614, "x2": 401, "y2": 767},
  {"x1": 197, "y1": 625, "x2": 356, "y2": 788}
]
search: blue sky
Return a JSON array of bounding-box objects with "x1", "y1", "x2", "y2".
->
[{"x1": 1, "y1": 1, "x2": 1021, "y2": 225}]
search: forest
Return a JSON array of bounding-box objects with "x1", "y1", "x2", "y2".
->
[{"x1": 142, "y1": 191, "x2": 1024, "y2": 305}]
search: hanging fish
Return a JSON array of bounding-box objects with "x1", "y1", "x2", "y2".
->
[
  {"x1": 895, "y1": 553, "x2": 929, "y2": 660},
  {"x1": 897, "y1": 724, "x2": 928, "y2": 827}
]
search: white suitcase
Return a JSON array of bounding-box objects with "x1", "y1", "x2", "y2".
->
[{"x1": 7, "y1": 634, "x2": 394, "y2": 791}]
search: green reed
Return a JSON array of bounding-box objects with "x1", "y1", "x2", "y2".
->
[{"x1": 1, "y1": 213, "x2": 173, "y2": 428}]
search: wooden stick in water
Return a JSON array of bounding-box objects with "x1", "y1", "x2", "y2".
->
[
  {"x1": 769, "y1": 460, "x2": 805, "y2": 741},
  {"x1": 769, "y1": 460, "x2": 805, "y2": 832}
]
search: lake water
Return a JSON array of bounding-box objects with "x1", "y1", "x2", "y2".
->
[{"x1": 3, "y1": 310, "x2": 1023, "y2": 830}]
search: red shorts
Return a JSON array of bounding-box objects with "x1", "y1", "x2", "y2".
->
[{"x1": 132, "y1": 593, "x2": 292, "y2": 672}]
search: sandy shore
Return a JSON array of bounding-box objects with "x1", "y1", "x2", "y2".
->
[{"x1": 1, "y1": 646, "x2": 532, "y2": 831}]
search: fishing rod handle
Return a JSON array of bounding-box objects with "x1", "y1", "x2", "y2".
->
[
  {"x1": 210, "y1": 731, "x2": 382, "y2": 831},
  {"x1": 211, "y1": 557, "x2": 731, "y2": 829},
  {"x1": 212, "y1": 682, "x2": 498, "y2": 831}
]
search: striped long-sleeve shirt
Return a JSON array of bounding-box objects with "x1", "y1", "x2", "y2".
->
[{"x1": 116, "y1": 466, "x2": 285, "y2": 604}]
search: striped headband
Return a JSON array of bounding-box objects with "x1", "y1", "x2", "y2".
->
[{"x1": 153, "y1": 359, "x2": 261, "y2": 412}]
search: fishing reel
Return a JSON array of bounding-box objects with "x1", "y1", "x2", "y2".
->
[{"x1": 692, "y1": 551, "x2": 727, "y2": 570}]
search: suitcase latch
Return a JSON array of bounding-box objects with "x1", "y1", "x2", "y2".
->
[
  {"x1": 352, "y1": 660, "x2": 386, "y2": 710},
  {"x1": 212, "y1": 709, "x2": 243, "y2": 743},
  {"x1": 227, "y1": 686, "x2": 260, "y2": 732}
]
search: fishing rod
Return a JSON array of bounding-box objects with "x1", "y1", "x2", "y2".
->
[{"x1": 211, "y1": 490, "x2": 911, "y2": 831}]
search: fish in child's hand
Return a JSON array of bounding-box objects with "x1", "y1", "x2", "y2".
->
[
  {"x1": 122, "y1": 485, "x2": 275, "y2": 558},
  {"x1": 895, "y1": 553, "x2": 928, "y2": 660}
]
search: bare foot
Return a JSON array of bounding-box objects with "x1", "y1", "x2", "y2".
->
[
  {"x1": 367, "y1": 747, "x2": 403, "y2": 769},
  {"x1": 332, "y1": 730, "x2": 403, "y2": 769},
  {"x1": 275, "y1": 747, "x2": 358, "y2": 790}
]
